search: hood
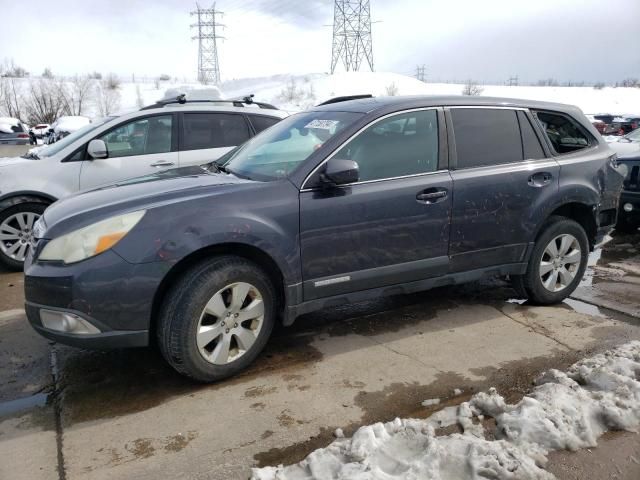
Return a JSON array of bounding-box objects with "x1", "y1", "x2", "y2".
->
[
  {"x1": 0, "y1": 156, "x2": 33, "y2": 166},
  {"x1": 608, "y1": 141, "x2": 640, "y2": 157},
  {"x1": 42, "y1": 165, "x2": 255, "y2": 236}
]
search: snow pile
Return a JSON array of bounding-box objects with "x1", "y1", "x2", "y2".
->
[
  {"x1": 221, "y1": 72, "x2": 640, "y2": 115},
  {"x1": 0, "y1": 117, "x2": 20, "y2": 134},
  {"x1": 252, "y1": 341, "x2": 640, "y2": 480},
  {"x1": 52, "y1": 116, "x2": 90, "y2": 133}
]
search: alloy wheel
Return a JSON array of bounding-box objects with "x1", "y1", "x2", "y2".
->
[
  {"x1": 539, "y1": 234, "x2": 582, "y2": 292},
  {"x1": 0, "y1": 212, "x2": 40, "y2": 262},
  {"x1": 196, "y1": 282, "x2": 265, "y2": 365}
]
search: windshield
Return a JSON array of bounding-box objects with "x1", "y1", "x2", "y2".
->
[
  {"x1": 223, "y1": 111, "x2": 363, "y2": 181},
  {"x1": 35, "y1": 117, "x2": 115, "y2": 158}
]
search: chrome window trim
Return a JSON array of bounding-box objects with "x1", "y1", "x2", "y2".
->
[
  {"x1": 447, "y1": 106, "x2": 529, "y2": 111},
  {"x1": 300, "y1": 107, "x2": 441, "y2": 191},
  {"x1": 300, "y1": 169, "x2": 449, "y2": 192}
]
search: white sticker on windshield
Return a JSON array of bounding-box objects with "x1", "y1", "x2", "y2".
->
[{"x1": 304, "y1": 119, "x2": 340, "y2": 130}]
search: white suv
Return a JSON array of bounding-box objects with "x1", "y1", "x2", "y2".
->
[{"x1": 0, "y1": 98, "x2": 287, "y2": 269}]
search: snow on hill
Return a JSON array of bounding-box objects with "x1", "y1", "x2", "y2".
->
[{"x1": 220, "y1": 72, "x2": 640, "y2": 115}]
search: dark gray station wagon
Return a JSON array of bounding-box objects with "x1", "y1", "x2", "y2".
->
[{"x1": 24, "y1": 96, "x2": 625, "y2": 382}]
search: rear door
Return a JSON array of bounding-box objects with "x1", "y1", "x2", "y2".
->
[
  {"x1": 447, "y1": 107, "x2": 559, "y2": 271},
  {"x1": 179, "y1": 112, "x2": 252, "y2": 166},
  {"x1": 79, "y1": 114, "x2": 178, "y2": 189}
]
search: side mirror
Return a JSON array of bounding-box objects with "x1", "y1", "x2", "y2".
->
[
  {"x1": 87, "y1": 139, "x2": 108, "y2": 160},
  {"x1": 321, "y1": 158, "x2": 359, "y2": 186}
]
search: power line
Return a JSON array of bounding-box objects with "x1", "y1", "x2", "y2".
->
[
  {"x1": 330, "y1": 0, "x2": 374, "y2": 74},
  {"x1": 191, "y1": 2, "x2": 225, "y2": 85}
]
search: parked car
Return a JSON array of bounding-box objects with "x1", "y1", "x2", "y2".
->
[
  {"x1": 592, "y1": 114, "x2": 638, "y2": 137},
  {"x1": 28, "y1": 123, "x2": 51, "y2": 145},
  {"x1": 23, "y1": 96, "x2": 625, "y2": 382},
  {"x1": 0, "y1": 117, "x2": 30, "y2": 145},
  {"x1": 0, "y1": 97, "x2": 287, "y2": 269},
  {"x1": 616, "y1": 153, "x2": 640, "y2": 232}
]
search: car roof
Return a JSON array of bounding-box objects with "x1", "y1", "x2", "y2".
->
[{"x1": 310, "y1": 95, "x2": 583, "y2": 116}]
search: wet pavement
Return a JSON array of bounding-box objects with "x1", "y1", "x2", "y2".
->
[{"x1": 0, "y1": 231, "x2": 639, "y2": 479}]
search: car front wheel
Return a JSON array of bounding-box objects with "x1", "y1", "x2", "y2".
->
[
  {"x1": 513, "y1": 217, "x2": 589, "y2": 304},
  {"x1": 0, "y1": 203, "x2": 46, "y2": 271},
  {"x1": 157, "y1": 256, "x2": 276, "y2": 382}
]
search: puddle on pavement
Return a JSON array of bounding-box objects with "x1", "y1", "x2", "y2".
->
[
  {"x1": 0, "y1": 392, "x2": 49, "y2": 419},
  {"x1": 254, "y1": 347, "x2": 586, "y2": 468}
]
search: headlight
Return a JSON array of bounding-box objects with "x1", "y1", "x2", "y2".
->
[{"x1": 39, "y1": 210, "x2": 146, "y2": 264}]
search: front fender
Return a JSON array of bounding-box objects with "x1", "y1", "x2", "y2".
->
[{"x1": 112, "y1": 181, "x2": 301, "y2": 286}]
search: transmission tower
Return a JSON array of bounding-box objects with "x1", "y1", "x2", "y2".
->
[
  {"x1": 330, "y1": 0, "x2": 374, "y2": 74},
  {"x1": 416, "y1": 64, "x2": 426, "y2": 82},
  {"x1": 191, "y1": 3, "x2": 224, "y2": 85}
]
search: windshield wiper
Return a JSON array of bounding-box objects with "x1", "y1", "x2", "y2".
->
[{"x1": 21, "y1": 152, "x2": 40, "y2": 160}]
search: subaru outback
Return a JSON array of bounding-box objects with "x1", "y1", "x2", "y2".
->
[{"x1": 24, "y1": 96, "x2": 625, "y2": 382}]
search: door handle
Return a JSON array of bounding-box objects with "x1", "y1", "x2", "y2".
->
[
  {"x1": 416, "y1": 189, "x2": 448, "y2": 204},
  {"x1": 150, "y1": 160, "x2": 175, "y2": 168},
  {"x1": 528, "y1": 172, "x2": 553, "y2": 187}
]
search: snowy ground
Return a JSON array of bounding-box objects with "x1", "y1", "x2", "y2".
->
[
  {"x1": 252, "y1": 341, "x2": 640, "y2": 480},
  {"x1": 220, "y1": 72, "x2": 640, "y2": 115}
]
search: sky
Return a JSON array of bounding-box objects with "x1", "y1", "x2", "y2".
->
[{"x1": 0, "y1": 0, "x2": 638, "y2": 84}]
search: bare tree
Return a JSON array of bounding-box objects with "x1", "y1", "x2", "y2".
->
[
  {"x1": 42, "y1": 68, "x2": 54, "y2": 79},
  {"x1": 462, "y1": 80, "x2": 483, "y2": 96},
  {"x1": 385, "y1": 82, "x2": 399, "y2": 96},
  {"x1": 104, "y1": 73, "x2": 121, "y2": 90},
  {"x1": 23, "y1": 79, "x2": 67, "y2": 125},
  {"x1": 278, "y1": 78, "x2": 302, "y2": 103},
  {"x1": 61, "y1": 75, "x2": 94, "y2": 116},
  {"x1": 593, "y1": 82, "x2": 605, "y2": 90},
  {"x1": 0, "y1": 77, "x2": 24, "y2": 119},
  {"x1": 2, "y1": 59, "x2": 28, "y2": 78},
  {"x1": 95, "y1": 81, "x2": 121, "y2": 116}
]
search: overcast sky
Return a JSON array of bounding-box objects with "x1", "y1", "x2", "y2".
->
[{"x1": 1, "y1": 0, "x2": 638, "y2": 83}]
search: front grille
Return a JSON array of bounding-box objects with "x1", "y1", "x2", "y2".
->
[{"x1": 625, "y1": 165, "x2": 640, "y2": 192}]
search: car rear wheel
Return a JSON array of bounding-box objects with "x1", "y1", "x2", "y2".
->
[
  {"x1": 157, "y1": 256, "x2": 276, "y2": 382},
  {"x1": 0, "y1": 203, "x2": 46, "y2": 271},
  {"x1": 512, "y1": 217, "x2": 589, "y2": 304}
]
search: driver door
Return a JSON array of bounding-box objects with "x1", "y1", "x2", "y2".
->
[{"x1": 79, "y1": 114, "x2": 178, "y2": 189}]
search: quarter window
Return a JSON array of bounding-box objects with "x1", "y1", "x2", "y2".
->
[
  {"x1": 451, "y1": 108, "x2": 523, "y2": 168},
  {"x1": 534, "y1": 111, "x2": 591, "y2": 154},
  {"x1": 98, "y1": 115, "x2": 173, "y2": 158},
  {"x1": 333, "y1": 110, "x2": 439, "y2": 182},
  {"x1": 182, "y1": 113, "x2": 251, "y2": 150}
]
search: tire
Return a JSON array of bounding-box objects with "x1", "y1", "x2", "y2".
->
[
  {"x1": 513, "y1": 217, "x2": 589, "y2": 305},
  {"x1": 157, "y1": 256, "x2": 277, "y2": 382},
  {"x1": 0, "y1": 203, "x2": 47, "y2": 271}
]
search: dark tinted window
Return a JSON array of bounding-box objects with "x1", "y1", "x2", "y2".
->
[
  {"x1": 451, "y1": 108, "x2": 523, "y2": 168},
  {"x1": 183, "y1": 113, "x2": 251, "y2": 150},
  {"x1": 517, "y1": 111, "x2": 545, "y2": 159},
  {"x1": 249, "y1": 115, "x2": 280, "y2": 134},
  {"x1": 334, "y1": 109, "x2": 439, "y2": 182},
  {"x1": 534, "y1": 111, "x2": 591, "y2": 155}
]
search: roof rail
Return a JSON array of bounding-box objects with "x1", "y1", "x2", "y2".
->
[
  {"x1": 316, "y1": 94, "x2": 374, "y2": 106},
  {"x1": 141, "y1": 94, "x2": 278, "y2": 111}
]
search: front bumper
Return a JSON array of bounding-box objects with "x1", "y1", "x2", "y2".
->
[
  {"x1": 618, "y1": 191, "x2": 640, "y2": 223},
  {"x1": 24, "y1": 247, "x2": 170, "y2": 349}
]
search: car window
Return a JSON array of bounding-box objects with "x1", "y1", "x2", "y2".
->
[
  {"x1": 249, "y1": 115, "x2": 281, "y2": 134},
  {"x1": 333, "y1": 109, "x2": 439, "y2": 182},
  {"x1": 533, "y1": 111, "x2": 591, "y2": 155},
  {"x1": 627, "y1": 129, "x2": 640, "y2": 142},
  {"x1": 517, "y1": 111, "x2": 545, "y2": 159},
  {"x1": 182, "y1": 113, "x2": 250, "y2": 151},
  {"x1": 451, "y1": 108, "x2": 523, "y2": 169},
  {"x1": 98, "y1": 115, "x2": 173, "y2": 158}
]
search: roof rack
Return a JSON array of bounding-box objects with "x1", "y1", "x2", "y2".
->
[
  {"x1": 141, "y1": 94, "x2": 278, "y2": 111},
  {"x1": 316, "y1": 94, "x2": 374, "y2": 106}
]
